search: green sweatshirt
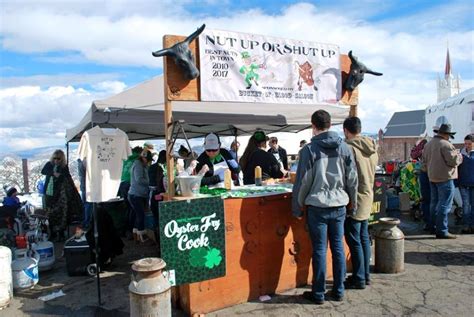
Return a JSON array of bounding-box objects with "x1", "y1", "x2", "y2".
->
[{"x1": 121, "y1": 153, "x2": 140, "y2": 182}]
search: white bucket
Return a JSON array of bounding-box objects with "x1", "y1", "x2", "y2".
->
[
  {"x1": 0, "y1": 246, "x2": 12, "y2": 309},
  {"x1": 33, "y1": 241, "x2": 55, "y2": 272},
  {"x1": 176, "y1": 176, "x2": 202, "y2": 197},
  {"x1": 11, "y1": 250, "x2": 39, "y2": 290}
]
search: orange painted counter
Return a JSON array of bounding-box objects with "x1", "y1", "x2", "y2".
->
[{"x1": 178, "y1": 192, "x2": 351, "y2": 315}]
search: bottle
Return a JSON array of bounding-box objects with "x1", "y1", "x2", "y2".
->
[
  {"x1": 197, "y1": 164, "x2": 209, "y2": 176},
  {"x1": 224, "y1": 169, "x2": 232, "y2": 190},
  {"x1": 185, "y1": 160, "x2": 198, "y2": 176},
  {"x1": 255, "y1": 166, "x2": 262, "y2": 186}
]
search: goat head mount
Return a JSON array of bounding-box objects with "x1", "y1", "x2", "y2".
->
[
  {"x1": 344, "y1": 50, "x2": 383, "y2": 91},
  {"x1": 152, "y1": 24, "x2": 206, "y2": 80}
]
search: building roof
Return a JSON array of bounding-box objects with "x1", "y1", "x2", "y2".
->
[{"x1": 384, "y1": 109, "x2": 426, "y2": 138}]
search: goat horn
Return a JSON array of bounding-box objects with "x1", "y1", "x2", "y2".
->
[
  {"x1": 152, "y1": 47, "x2": 175, "y2": 57},
  {"x1": 365, "y1": 68, "x2": 383, "y2": 76},
  {"x1": 348, "y1": 50, "x2": 357, "y2": 62},
  {"x1": 184, "y1": 24, "x2": 206, "y2": 44}
]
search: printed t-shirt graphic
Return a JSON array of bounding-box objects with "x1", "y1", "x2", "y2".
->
[{"x1": 78, "y1": 126, "x2": 131, "y2": 202}]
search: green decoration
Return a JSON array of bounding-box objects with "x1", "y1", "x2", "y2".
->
[
  {"x1": 204, "y1": 248, "x2": 222, "y2": 269},
  {"x1": 189, "y1": 247, "x2": 208, "y2": 267}
]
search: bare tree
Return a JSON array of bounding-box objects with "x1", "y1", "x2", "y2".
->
[{"x1": 0, "y1": 157, "x2": 24, "y2": 192}]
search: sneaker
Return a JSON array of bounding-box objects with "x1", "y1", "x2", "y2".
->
[
  {"x1": 302, "y1": 291, "x2": 324, "y2": 305},
  {"x1": 346, "y1": 276, "x2": 369, "y2": 287},
  {"x1": 344, "y1": 280, "x2": 366, "y2": 289},
  {"x1": 325, "y1": 291, "x2": 344, "y2": 302},
  {"x1": 436, "y1": 233, "x2": 457, "y2": 239}
]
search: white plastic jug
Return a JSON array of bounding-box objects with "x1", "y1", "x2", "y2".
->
[
  {"x1": 11, "y1": 250, "x2": 39, "y2": 290},
  {"x1": 0, "y1": 246, "x2": 13, "y2": 309}
]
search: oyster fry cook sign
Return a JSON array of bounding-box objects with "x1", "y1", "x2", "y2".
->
[
  {"x1": 199, "y1": 29, "x2": 341, "y2": 104},
  {"x1": 159, "y1": 197, "x2": 226, "y2": 286}
]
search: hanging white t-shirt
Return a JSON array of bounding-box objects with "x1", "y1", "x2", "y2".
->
[{"x1": 78, "y1": 126, "x2": 131, "y2": 203}]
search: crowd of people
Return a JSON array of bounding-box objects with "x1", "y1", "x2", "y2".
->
[
  {"x1": 2, "y1": 109, "x2": 471, "y2": 306},
  {"x1": 412, "y1": 123, "x2": 473, "y2": 238}
]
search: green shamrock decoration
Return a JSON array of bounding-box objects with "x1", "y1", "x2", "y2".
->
[
  {"x1": 189, "y1": 247, "x2": 207, "y2": 267},
  {"x1": 204, "y1": 248, "x2": 222, "y2": 269}
]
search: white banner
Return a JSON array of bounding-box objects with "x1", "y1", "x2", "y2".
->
[{"x1": 199, "y1": 29, "x2": 341, "y2": 104}]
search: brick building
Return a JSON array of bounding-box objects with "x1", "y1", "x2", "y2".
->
[{"x1": 378, "y1": 110, "x2": 426, "y2": 163}]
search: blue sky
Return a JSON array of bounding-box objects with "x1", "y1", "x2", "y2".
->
[{"x1": 0, "y1": 0, "x2": 473, "y2": 154}]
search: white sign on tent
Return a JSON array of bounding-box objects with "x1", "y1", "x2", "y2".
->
[{"x1": 199, "y1": 29, "x2": 341, "y2": 105}]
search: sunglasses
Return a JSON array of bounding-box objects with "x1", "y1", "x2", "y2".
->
[
  {"x1": 206, "y1": 149, "x2": 219, "y2": 152},
  {"x1": 53, "y1": 157, "x2": 61, "y2": 160}
]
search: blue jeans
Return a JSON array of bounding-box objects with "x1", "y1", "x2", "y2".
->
[
  {"x1": 128, "y1": 194, "x2": 147, "y2": 231},
  {"x1": 344, "y1": 218, "x2": 370, "y2": 285},
  {"x1": 418, "y1": 171, "x2": 431, "y2": 226},
  {"x1": 307, "y1": 206, "x2": 346, "y2": 301},
  {"x1": 80, "y1": 189, "x2": 92, "y2": 228},
  {"x1": 460, "y1": 186, "x2": 474, "y2": 227},
  {"x1": 430, "y1": 180, "x2": 455, "y2": 236}
]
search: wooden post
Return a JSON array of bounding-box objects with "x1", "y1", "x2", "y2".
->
[
  {"x1": 163, "y1": 37, "x2": 175, "y2": 198},
  {"x1": 349, "y1": 104, "x2": 358, "y2": 117},
  {"x1": 22, "y1": 158, "x2": 29, "y2": 193}
]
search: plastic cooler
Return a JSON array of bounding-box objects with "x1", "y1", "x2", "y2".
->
[{"x1": 64, "y1": 234, "x2": 93, "y2": 276}]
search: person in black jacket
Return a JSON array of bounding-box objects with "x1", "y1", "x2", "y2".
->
[
  {"x1": 242, "y1": 131, "x2": 284, "y2": 185},
  {"x1": 196, "y1": 133, "x2": 240, "y2": 186},
  {"x1": 268, "y1": 136, "x2": 289, "y2": 171},
  {"x1": 41, "y1": 149, "x2": 83, "y2": 241}
]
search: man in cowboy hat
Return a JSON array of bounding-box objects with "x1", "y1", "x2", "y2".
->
[{"x1": 422, "y1": 123, "x2": 463, "y2": 239}]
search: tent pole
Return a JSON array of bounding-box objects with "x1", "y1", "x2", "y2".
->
[
  {"x1": 66, "y1": 142, "x2": 69, "y2": 165},
  {"x1": 93, "y1": 202, "x2": 102, "y2": 305}
]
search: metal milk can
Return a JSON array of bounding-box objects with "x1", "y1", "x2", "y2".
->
[
  {"x1": 129, "y1": 257, "x2": 171, "y2": 317},
  {"x1": 374, "y1": 217, "x2": 405, "y2": 273}
]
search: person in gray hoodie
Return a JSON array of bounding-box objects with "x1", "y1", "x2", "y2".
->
[
  {"x1": 293, "y1": 110, "x2": 358, "y2": 304},
  {"x1": 128, "y1": 149, "x2": 153, "y2": 243},
  {"x1": 343, "y1": 117, "x2": 378, "y2": 289}
]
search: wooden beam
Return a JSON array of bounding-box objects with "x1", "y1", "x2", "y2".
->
[
  {"x1": 163, "y1": 36, "x2": 176, "y2": 198},
  {"x1": 22, "y1": 158, "x2": 29, "y2": 193},
  {"x1": 163, "y1": 35, "x2": 200, "y2": 101},
  {"x1": 349, "y1": 104, "x2": 358, "y2": 117}
]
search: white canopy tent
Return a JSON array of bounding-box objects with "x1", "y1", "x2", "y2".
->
[
  {"x1": 66, "y1": 76, "x2": 351, "y2": 142},
  {"x1": 425, "y1": 87, "x2": 474, "y2": 144}
]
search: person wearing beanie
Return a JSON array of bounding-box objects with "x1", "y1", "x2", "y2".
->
[
  {"x1": 2, "y1": 185, "x2": 21, "y2": 209},
  {"x1": 196, "y1": 133, "x2": 240, "y2": 186}
]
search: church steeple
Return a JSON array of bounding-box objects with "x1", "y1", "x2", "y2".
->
[
  {"x1": 444, "y1": 48, "x2": 451, "y2": 77},
  {"x1": 437, "y1": 46, "x2": 460, "y2": 102}
]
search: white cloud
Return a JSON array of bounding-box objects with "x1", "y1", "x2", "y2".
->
[
  {"x1": 0, "y1": 73, "x2": 123, "y2": 88},
  {"x1": 0, "y1": 1, "x2": 472, "y2": 153},
  {"x1": 0, "y1": 81, "x2": 127, "y2": 153}
]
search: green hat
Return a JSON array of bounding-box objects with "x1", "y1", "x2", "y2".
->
[
  {"x1": 253, "y1": 130, "x2": 268, "y2": 142},
  {"x1": 241, "y1": 51, "x2": 250, "y2": 59}
]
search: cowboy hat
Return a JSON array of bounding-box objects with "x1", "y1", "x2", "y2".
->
[{"x1": 436, "y1": 123, "x2": 456, "y2": 139}]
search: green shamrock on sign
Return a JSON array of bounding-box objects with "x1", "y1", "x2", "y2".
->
[
  {"x1": 205, "y1": 248, "x2": 222, "y2": 269},
  {"x1": 189, "y1": 247, "x2": 207, "y2": 267}
]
